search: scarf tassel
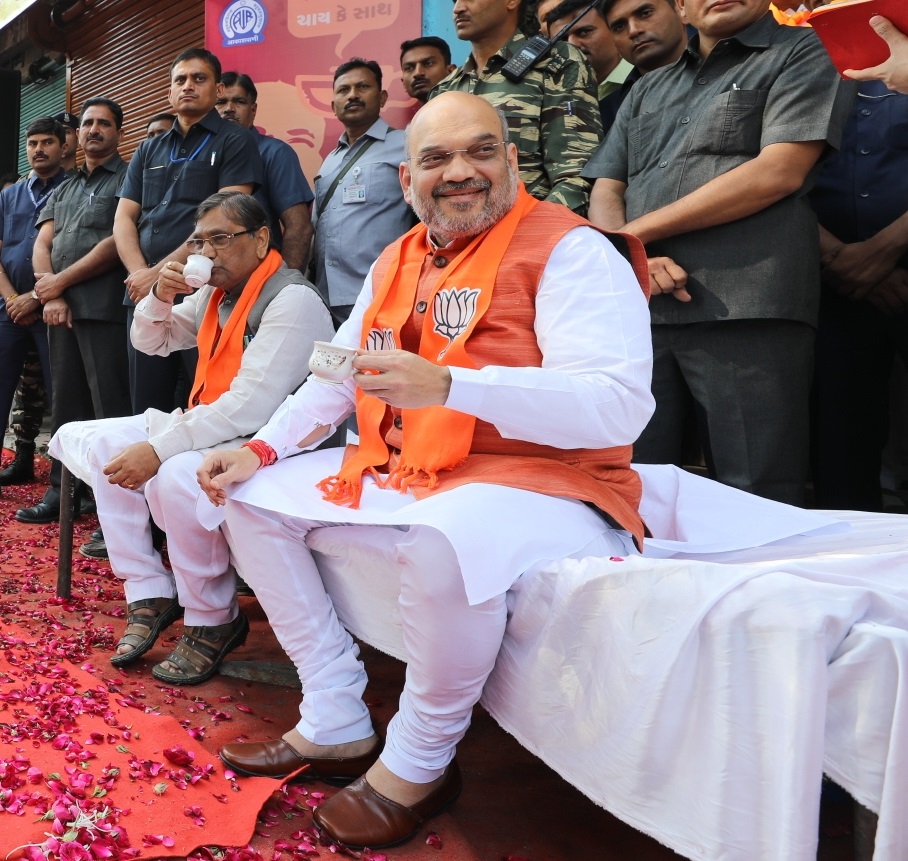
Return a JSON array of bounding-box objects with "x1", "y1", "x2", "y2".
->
[
  {"x1": 386, "y1": 464, "x2": 440, "y2": 493},
  {"x1": 316, "y1": 478, "x2": 360, "y2": 508}
]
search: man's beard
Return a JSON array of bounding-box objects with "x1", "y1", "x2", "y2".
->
[{"x1": 410, "y1": 170, "x2": 518, "y2": 242}]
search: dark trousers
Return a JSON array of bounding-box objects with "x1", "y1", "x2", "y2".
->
[
  {"x1": 812, "y1": 290, "x2": 908, "y2": 510},
  {"x1": 634, "y1": 319, "x2": 815, "y2": 506},
  {"x1": 0, "y1": 313, "x2": 51, "y2": 439},
  {"x1": 44, "y1": 318, "x2": 134, "y2": 499},
  {"x1": 126, "y1": 306, "x2": 198, "y2": 414}
]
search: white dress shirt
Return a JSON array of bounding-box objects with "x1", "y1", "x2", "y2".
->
[
  {"x1": 256, "y1": 226, "x2": 654, "y2": 457},
  {"x1": 132, "y1": 280, "x2": 334, "y2": 462}
]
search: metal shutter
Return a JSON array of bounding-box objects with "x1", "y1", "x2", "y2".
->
[{"x1": 64, "y1": 0, "x2": 204, "y2": 159}]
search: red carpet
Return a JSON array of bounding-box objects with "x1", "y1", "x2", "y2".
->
[
  {"x1": 0, "y1": 655, "x2": 286, "y2": 859},
  {"x1": 0, "y1": 451, "x2": 301, "y2": 860}
]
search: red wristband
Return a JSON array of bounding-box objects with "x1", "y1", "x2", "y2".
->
[{"x1": 242, "y1": 439, "x2": 278, "y2": 467}]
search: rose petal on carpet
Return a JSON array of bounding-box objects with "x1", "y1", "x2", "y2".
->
[{"x1": 0, "y1": 632, "x2": 286, "y2": 859}]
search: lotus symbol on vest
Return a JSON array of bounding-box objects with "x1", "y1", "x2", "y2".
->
[
  {"x1": 366, "y1": 327, "x2": 397, "y2": 352},
  {"x1": 433, "y1": 287, "x2": 480, "y2": 352}
]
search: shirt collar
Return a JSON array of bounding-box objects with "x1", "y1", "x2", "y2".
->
[
  {"x1": 685, "y1": 10, "x2": 777, "y2": 61},
  {"x1": 425, "y1": 232, "x2": 472, "y2": 253},
  {"x1": 28, "y1": 170, "x2": 66, "y2": 194},
  {"x1": 169, "y1": 107, "x2": 223, "y2": 140},
  {"x1": 337, "y1": 117, "x2": 391, "y2": 149},
  {"x1": 78, "y1": 152, "x2": 124, "y2": 179},
  {"x1": 605, "y1": 58, "x2": 635, "y2": 86},
  {"x1": 459, "y1": 29, "x2": 524, "y2": 76}
]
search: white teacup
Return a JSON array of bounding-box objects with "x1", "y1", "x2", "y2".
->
[
  {"x1": 182, "y1": 254, "x2": 213, "y2": 289},
  {"x1": 308, "y1": 341, "x2": 358, "y2": 384}
]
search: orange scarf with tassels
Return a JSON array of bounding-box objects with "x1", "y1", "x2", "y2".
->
[
  {"x1": 318, "y1": 185, "x2": 540, "y2": 507},
  {"x1": 189, "y1": 249, "x2": 282, "y2": 407}
]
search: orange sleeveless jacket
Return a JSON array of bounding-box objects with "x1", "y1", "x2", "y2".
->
[{"x1": 371, "y1": 201, "x2": 649, "y2": 549}]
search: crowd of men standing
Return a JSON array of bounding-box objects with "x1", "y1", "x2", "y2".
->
[{"x1": 2, "y1": 0, "x2": 907, "y2": 529}]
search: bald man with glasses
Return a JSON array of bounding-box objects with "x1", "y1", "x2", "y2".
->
[{"x1": 49, "y1": 191, "x2": 333, "y2": 685}]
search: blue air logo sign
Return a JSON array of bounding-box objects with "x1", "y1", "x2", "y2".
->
[{"x1": 220, "y1": 0, "x2": 267, "y2": 46}]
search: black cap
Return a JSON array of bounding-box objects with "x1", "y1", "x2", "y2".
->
[{"x1": 52, "y1": 111, "x2": 79, "y2": 131}]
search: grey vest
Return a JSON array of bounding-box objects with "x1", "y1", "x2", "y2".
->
[{"x1": 192, "y1": 261, "x2": 322, "y2": 337}]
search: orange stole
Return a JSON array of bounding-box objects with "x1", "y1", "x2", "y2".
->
[
  {"x1": 189, "y1": 249, "x2": 282, "y2": 406},
  {"x1": 340, "y1": 202, "x2": 649, "y2": 549},
  {"x1": 318, "y1": 187, "x2": 540, "y2": 506}
]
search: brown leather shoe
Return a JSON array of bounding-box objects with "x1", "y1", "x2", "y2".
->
[
  {"x1": 312, "y1": 760, "x2": 462, "y2": 849},
  {"x1": 219, "y1": 737, "x2": 380, "y2": 786}
]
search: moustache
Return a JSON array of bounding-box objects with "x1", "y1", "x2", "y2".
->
[{"x1": 432, "y1": 179, "x2": 491, "y2": 198}]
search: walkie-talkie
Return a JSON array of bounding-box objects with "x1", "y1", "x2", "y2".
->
[{"x1": 501, "y1": 0, "x2": 599, "y2": 82}]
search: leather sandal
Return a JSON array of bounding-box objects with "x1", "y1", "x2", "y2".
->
[
  {"x1": 110, "y1": 597, "x2": 183, "y2": 668},
  {"x1": 151, "y1": 612, "x2": 249, "y2": 686}
]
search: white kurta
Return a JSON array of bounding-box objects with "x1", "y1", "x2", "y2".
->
[
  {"x1": 50, "y1": 278, "x2": 335, "y2": 625},
  {"x1": 211, "y1": 227, "x2": 656, "y2": 603}
]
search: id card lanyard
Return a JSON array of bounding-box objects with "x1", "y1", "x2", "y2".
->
[{"x1": 316, "y1": 137, "x2": 377, "y2": 217}]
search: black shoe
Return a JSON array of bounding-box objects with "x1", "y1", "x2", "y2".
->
[
  {"x1": 16, "y1": 486, "x2": 97, "y2": 523},
  {"x1": 235, "y1": 573, "x2": 255, "y2": 597},
  {"x1": 15, "y1": 500, "x2": 60, "y2": 524},
  {"x1": 0, "y1": 443, "x2": 36, "y2": 486},
  {"x1": 79, "y1": 528, "x2": 107, "y2": 560}
]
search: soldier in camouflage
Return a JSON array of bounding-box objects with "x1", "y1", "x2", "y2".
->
[
  {"x1": 2, "y1": 115, "x2": 80, "y2": 486},
  {"x1": 434, "y1": 0, "x2": 602, "y2": 214},
  {"x1": 0, "y1": 348, "x2": 43, "y2": 485}
]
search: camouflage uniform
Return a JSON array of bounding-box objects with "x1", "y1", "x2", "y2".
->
[
  {"x1": 5, "y1": 165, "x2": 74, "y2": 450},
  {"x1": 2, "y1": 166, "x2": 65, "y2": 481},
  {"x1": 433, "y1": 31, "x2": 602, "y2": 214},
  {"x1": 9, "y1": 347, "x2": 45, "y2": 444}
]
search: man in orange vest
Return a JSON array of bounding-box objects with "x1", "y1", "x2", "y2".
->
[
  {"x1": 49, "y1": 191, "x2": 333, "y2": 684},
  {"x1": 196, "y1": 92, "x2": 654, "y2": 849}
]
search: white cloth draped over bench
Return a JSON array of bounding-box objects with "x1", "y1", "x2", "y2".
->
[{"x1": 306, "y1": 465, "x2": 907, "y2": 861}]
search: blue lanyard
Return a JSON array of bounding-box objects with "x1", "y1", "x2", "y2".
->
[
  {"x1": 169, "y1": 132, "x2": 213, "y2": 164},
  {"x1": 28, "y1": 178, "x2": 57, "y2": 210}
]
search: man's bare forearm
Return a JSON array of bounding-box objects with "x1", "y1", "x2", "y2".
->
[
  {"x1": 43, "y1": 236, "x2": 123, "y2": 292},
  {"x1": 0, "y1": 265, "x2": 18, "y2": 303},
  {"x1": 278, "y1": 204, "x2": 314, "y2": 272},
  {"x1": 32, "y1": 226, "x2": 55, "y2": 276},
  {"x1": 588, "y1": 179, "x2": 628, "y2": 230},
  {"x1": 113, "y1": 214, "x2": 148, "y2": 273}
]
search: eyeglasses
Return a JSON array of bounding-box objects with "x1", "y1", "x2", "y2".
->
[
  {"x1": 184, "y1": 229, "x2": 258, "y2": 252},
  {"x1": 410, "y1": 141, "x2": 507, "y2": 170}
]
